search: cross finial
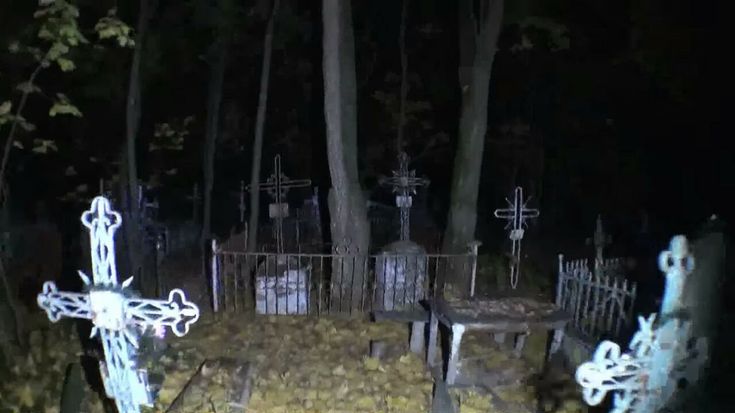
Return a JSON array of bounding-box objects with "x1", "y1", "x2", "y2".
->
[{"x1": 81, "y1": 196, "x2": 122, "y2": 286}]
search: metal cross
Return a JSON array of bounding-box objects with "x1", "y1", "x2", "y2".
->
[
  {"x1": 37, "y1": 196, "x2": 200, "y2": 413},
  {"x1": 246, "y1": 154, "x2": 311, "y2": 253},
  {"x1": 575, "y1": 236, "x2": 709, "y2": 413},
  {"x1": 493, "y1": 186, "x2": 539, "y2": 289},
  {"x1": 378, "y1": 152, "x2": 429, "y2": 241},
  {"x1": 593, "y1": 214, "x2": 612, "y2": 275}
]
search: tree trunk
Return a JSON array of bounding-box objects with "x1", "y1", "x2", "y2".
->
[
  {"x1": 322, "y1": 0, "x2": 370, "y2": 312},
  {"x1": 247, "y1": 0, "x2": 280, "y2": 254},
  {"x1": 202, "y1": 36, "x2": 229, "y2": 244},
  {"x1": 396, "y1": 0, "x2": 410, "y2": 154},
  {"x1": 442, "y1": 0, "x2": 504, "y2": 295},
  {"x1": 123, "y1": 0, "x2": 154, "y2": 295}
]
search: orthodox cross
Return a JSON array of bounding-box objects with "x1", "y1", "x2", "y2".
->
[
  {"x1": 37, "y1": 196, "x2": 200, "y2": 413},
  {"x1": 246, "y1": 154, "x2": 311, "y2": 253},
  {"x1": 378, "y1": 152, "x2": 429, "y2": 241},
  {"x1": 493, "y1": 186, "x2": 539, "y2": 289},
  {"x1": 575, "y1": 236, "x2": 708, "y2": 413}
]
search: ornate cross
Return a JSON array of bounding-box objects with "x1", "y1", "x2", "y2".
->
[
  {"x1": 378, "y1": 152, "x2": 429, "y2": 241},
  {"x1": 575, "y1": 236, "x2": 708, "y2": 413},
  {"x1": 37, "y1": 196, "x2": 200, "y2": 413},
  {"x1": 493, "y1": 186, "x2": 539, "y2": 289},
  {"x1": 246, "y1": 155, "x2": 311, "y2": 253}
]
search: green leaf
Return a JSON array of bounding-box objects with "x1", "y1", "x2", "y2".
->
[
  {"x1": 56, "y1": 57, "x2": 75, "y2": 72},
  {"x1": 0, "y1": 101, "x2": 12, "y2": 116},
  {"x1": 49, "y1": 96, "x2": 82, "y2": 117}
]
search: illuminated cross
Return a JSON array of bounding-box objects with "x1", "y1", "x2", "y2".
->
[
  {"x1": 37, "y1": 196, "x2": 200, "y2": 413},
  {"x1": 575, "y1": 236, "x2": 708, "y2": 413},
  {"x1": 493, "y1": 186, "x2": 539, "y2": 289},
  {"x1": 378, "y1": 152, "x2": 430, "y2": 241},
  {"x1": 247, "y1": 154, "x2": 311, "y2": 253}
]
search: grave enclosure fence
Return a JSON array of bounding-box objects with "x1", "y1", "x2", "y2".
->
[
  {"x1": 210, "y1": 245, "x2": 479, "y2": 317},
  {"x1": 555, "y1": 254, "x2": 637, "y2": 365}
]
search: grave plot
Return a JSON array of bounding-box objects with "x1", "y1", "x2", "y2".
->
[{"x1": 151, "y1": 314, "x2": 435, "y2": 413}]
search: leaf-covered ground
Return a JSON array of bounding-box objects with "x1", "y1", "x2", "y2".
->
[
  {"x1": 1, "y1": 312, "x2": 585, "y2": 413},
  {"x1": 1, "y1": 251, "x2": 585, "y2": 413}
]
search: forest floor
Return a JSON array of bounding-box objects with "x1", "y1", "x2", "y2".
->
[{"x1": 0, "y1": 249, "x2": 586, "y2": 413}]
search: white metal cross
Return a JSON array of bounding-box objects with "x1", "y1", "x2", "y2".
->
[
  {"x1": 575, "y1": 236, "x2": 708, "y2": 413},
  {"x1": 378, "y1": 152, "x2": 429, "y2": 241},
  {"x1": 493, "y1": 186, "x2": 539, "y2": 289},
  {"x1": 247, "y1": 154, "x2": 311, "y2": 253},
  {"x1": 37, "y1": 196, "x2": 200, "y2": 413}
]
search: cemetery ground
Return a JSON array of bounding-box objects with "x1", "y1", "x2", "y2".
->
[{"x1": 1, "y1": 249, "x2": 586, "y2": 413}]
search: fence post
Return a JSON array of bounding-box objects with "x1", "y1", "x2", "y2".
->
[
  {"x1": 555, "y1": 254, "x2": 564, "y2": 306},
  {"x1": 211, "y1": 239, "x2": 219, "y2": 313},
  {"x1": 468, "y1": 241, "x2": 482, "y2": 297}
]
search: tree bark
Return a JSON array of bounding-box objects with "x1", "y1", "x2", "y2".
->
[
  {"x1": 202, "y1": 35, "x2": 229, "y2": 244},
  {"x1": 322, "y1": 0, "x2": 370, "y2": 312},
  {"x1": 442, "y1": 0, "x2": 504, "y2": 294},
  {"x1": 123, "y1": 0, "x2": 154, "y2": 295},
  {"x1": 247, "y1": 0, "x2": 280, "y2": 254}
]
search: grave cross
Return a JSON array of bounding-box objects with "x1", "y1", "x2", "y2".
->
[
  {"x1": 575, "y1": 236, "x2": 708, "y2": 413},
  {"x1": 378, "y1": 152, "x2": 429, "y2": 241},
  {"x1": 592, "y1": 214, "x2": 612, "y2": 275},
  {"x1": 246, "y1": 154, "x2": 311, "y2": 253},
  {"x1": 493, "y1": 186, "x2": 539, "y2": 289},
  {"x1": 37, "y1": 196, "x2": 200, "y2": 413}
]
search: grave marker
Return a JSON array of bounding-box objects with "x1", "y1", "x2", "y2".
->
[
  {"x1": 247, "y1": 154, "x2": 311, "y2": 253},
  {"x1": 493, "y1": 186, "x2": 539, "y2": 289},
  {"x1": 37, "y1": 196, "x2": 200, "y2": 413},
  {"x1": 378, "y1": 152, "x2": 429, "y2": 241},
  {"x1": 575, "y1": 235, "x2": 708, "y2": 413}
]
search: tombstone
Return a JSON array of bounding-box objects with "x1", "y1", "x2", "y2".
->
[
  {"x1": 255, "y1": 255, "x2": 310, "y2": 315},
  {"x1": 374, "y1": 240, "x2": 428, "y2": 311},
  {"x1": 36, "y1": 196, "x2": 200, "y2": 413},
  {"x1": 575, "y1": 235, "x2": 708, "y2": 413}
]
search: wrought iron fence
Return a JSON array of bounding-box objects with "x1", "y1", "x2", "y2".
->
[
  {"x1": 210, "y1": 244, "x2": 478, "y2": 316},
  {"x1": 556, "y1": 255, "x2": 637, "y2": 343}
]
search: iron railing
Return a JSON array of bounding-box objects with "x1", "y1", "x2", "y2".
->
[
  {"x1": 556, "y1": 255, "x2": 637, "y2": 343},
  {"x1": 210, "y1": 243, "x2": 478, "y2": 316}
]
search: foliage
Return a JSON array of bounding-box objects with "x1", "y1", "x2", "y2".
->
[
  {"x1": 1, "y1": 0, "x2": 134, "y2": 168},
  {"x1": 149, "y1": 116, "x2": 195, "y2": 152}
]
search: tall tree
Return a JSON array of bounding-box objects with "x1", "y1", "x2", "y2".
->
[
  {"x1": 322, "y1": 0, "x2": 370, "y2": 310},
  {"x1": 122, "y1": 0, "x2": 155, "y2": 294},
  {"x1": 247, "y1": 0, "x2": 280, "y2": 254},
  {"x1": 442, "y1": 0, "x2": 504, "y2": 293},
  {"x1": 201, "y1": 1, "x2": 231, "y2": 245}
]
